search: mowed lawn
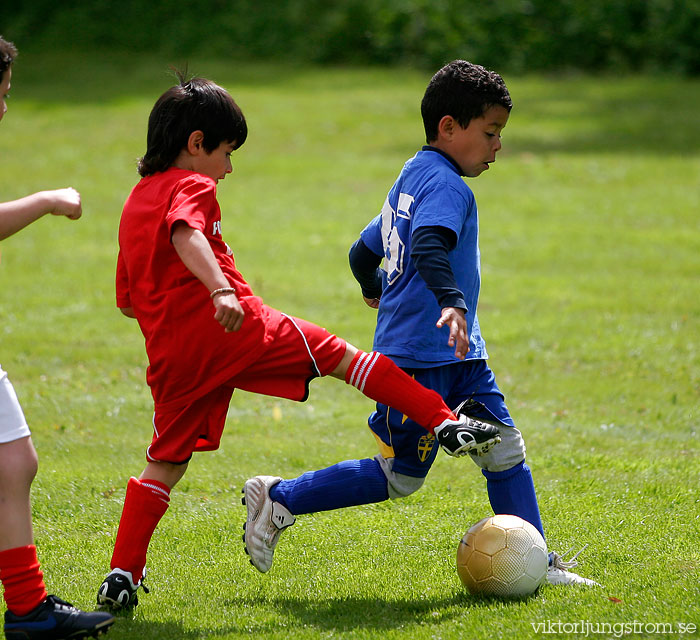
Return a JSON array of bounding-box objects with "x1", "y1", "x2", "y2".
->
[{"x1": 0, "y1": 53, "x2": 698, "y2": 639}]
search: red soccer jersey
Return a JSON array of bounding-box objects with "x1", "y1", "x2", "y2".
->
[{"x1": 116, "y1": 168, "x2": 280, "y2": 411}]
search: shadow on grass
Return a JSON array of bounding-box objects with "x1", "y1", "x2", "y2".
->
[
  {"x1": 219, "y1": 591, "x2": 533, "y2": 634},
  {"x1": 79, "y1": 592, "x2": 538, "y2": 638},
  {"x1": 106, "y1": 618, "x2": 204, "y2": 640}
]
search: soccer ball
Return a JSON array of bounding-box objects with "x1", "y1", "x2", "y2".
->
[{"x1": 456, "y1": 514, "x2": 548, "y2": 597}]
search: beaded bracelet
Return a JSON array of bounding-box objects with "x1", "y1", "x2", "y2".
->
[{"x1": 210, "y1": 287, "x2": 237, "y2": 298}]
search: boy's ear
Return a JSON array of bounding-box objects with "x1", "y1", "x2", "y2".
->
[
  {"x1": 186, "y1": 130, "x2": 205, "y2": 154},
  {"x1": 437, "y1": 115, "x2": 456, "y2": 141}
]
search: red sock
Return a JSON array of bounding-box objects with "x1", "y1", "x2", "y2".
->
[
  {"x1": 0, "y1": 545, "x2": 48, "y2": 616},
  {"x1": 345, "y1": 351, "x2": 455, "y2": 433},
  {"x1": 110, "y1": 477, "x2": 170, "y2": 583}
]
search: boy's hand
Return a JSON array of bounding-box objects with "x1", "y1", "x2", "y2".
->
[
  {"x1": 0, "y1": 188, "x2": 82, "y2": 241},
  {"x1": 436, "y1": 307, "x2": 469, "y2": 360},
  {"x1": 47, "y1": 188, "x2": 82, "y2": 220},
  {"x1": 363, "y1": 295, "x2": 380, "y2": 309},
  {"x1": 212, "y1": 292, "x2": 245, "y2": 332},
  {"x1": 171, "y1": 225, "x2": 243, "y2": 332}
]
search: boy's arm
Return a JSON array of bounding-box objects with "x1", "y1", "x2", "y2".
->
[
  {"x1": 0, "y1": 188, "x2": 81, "y2": 241},
  {"x1": 410, "y1": 225, "x2": 469, "y2": 360},
  {"x1": 170, "y1": 222, "x2": 244, "y2": 333},
  {"x1": 348, "y1": 237, "x2": 383, "y2": 308}
]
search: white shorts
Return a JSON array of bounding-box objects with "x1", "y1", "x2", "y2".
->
[{"x1": 0, "y1": 365, "x2": 31, "y2": 443}]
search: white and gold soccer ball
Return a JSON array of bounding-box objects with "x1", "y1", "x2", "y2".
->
[{"x1": 457, "y1": 514, "x2": 548, "y2": 597}]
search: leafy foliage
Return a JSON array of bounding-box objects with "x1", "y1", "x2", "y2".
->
[{"x1": 1, "y1": 0, "x2": 699, "y2": 73}]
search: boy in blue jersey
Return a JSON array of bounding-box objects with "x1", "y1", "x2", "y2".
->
[{"x1": 243, "y1": 60, "x2": 597, "y2": 586}]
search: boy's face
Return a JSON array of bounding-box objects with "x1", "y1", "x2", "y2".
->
[
  {"x1": 434, "y1": 105, "x2": 510, "y2": 178},
  {"x1": 190, "y1": 139, "x2": 237, "y2": 183},
  {"x1": 0, "y1": 67, "x2": 11, "y2": 122}
]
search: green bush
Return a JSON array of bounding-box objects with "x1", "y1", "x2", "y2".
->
[{"x1": 1, "y1": 0, "x2": 698, "y2": 73}]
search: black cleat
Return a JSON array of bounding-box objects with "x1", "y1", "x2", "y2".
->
[
  {"x1": 434, "y1": 401, "x2": 501, "y2": 457},
  {"x1": 96, "y1": 570, "x2": 148, "y2": 611},
  {"x1": 4, "y1": 594, "x2": 114, "y2": 640}
]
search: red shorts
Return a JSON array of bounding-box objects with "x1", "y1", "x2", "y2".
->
[{"x1": 146, "y1": 314, "x2": 347, "y2": 464}]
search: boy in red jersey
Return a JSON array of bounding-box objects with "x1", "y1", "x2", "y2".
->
[
  {"x1": 96, "y1": 72, "x2": 501, "y2": 609},
  {"x1": 0, "y1": 36, "x2": 115, "y2": 640}
]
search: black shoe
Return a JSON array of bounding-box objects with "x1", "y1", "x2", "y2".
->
[
  {"x1": 4, "y1": 595, "x2": 114, "y2": 640},
  {"x1": 434, "y1": 401, "x2": 501, "y2": 457},
  {"x1": 96, "y1": 570, "x2": 148, "y2": 611}
]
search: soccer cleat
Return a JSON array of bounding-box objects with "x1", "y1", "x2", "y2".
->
[
  {"x1": 96, "y1": 568, "x2": 149, "y2": 611},
  {"x1": 434, "y1": 401, "x2": 501, "y2": 457},
  {"x1": 4, "y1": 594, "x2": 115, "y2": 640},
  {"x1": 547, "y1": 546, "x2": 601, "y2": 587},
  {"x1": 241, "y1": 475, "x2": 296, "y2": 573}
]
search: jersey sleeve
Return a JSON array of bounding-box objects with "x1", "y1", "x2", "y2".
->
[
  {"x1": 412, "y1": 181, "x2": 472, "y2": 237},
  {"x1": 359, "y1": 214, "x2": 384, "y2": 256},
  {"x1": 349, "y1": 237, "x2": 383, "y2": 299},
  {"x1": 410, "y1": 226, "x2": 466, "y2": 310},
  {"x1": 115, "y1": 249, "x2": 131, "y2": 309},
  {"x1": 165, "y1": 175, "x2": 217, "y2": 235}
]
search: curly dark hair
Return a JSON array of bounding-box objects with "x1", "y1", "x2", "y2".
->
[
  {"x1": 138, "y1": 70, "x2": 248, "y2": 177},
  {"x1": 0, "y1": 36, "x2": 18, "y2": 82},
  {"x1": 421, "y1": 60, "x2": 512, "y2": 144}
]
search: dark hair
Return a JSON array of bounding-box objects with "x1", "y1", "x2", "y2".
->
[
  {"x1": 138, "y1": 71, "x2": 248, "y2": 177},
  {"x1": 0, "y1": 36, "x2": 18, "y2": 82},
  {"x1": 421, "y1": 60, "x2": 512, "y2": 144}
]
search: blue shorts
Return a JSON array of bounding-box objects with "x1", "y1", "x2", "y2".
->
[{"x1": 368, "y1": 359, "x2": 514, "y2": 478}]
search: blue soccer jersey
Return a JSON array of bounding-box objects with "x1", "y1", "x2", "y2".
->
[{"x1": 360, "y1": 148, "x2": 487, "y2": 368}]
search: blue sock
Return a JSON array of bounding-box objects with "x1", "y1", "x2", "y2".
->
[
  {"x1": 482, "y1": 461, "x2": 545, "y2": 540},
  {"x1": 269, "y1": 458, "x2": 389, "y2": 515}
]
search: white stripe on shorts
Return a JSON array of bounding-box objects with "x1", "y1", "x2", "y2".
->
[{"x1": 282, "y1": 313, "x2": 322, "y2": 378}]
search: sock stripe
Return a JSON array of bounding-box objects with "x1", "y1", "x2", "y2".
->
[
  {"x1": 357, "y1": 351, "x2": 380, "y2": 392},
  {"x1": 349, "y1": 351, "x2": 378, "y2": 390},
  {"x1": 141, "y1": 481, "x2": 170, "y2": 503},
  {"x1": 348, "y1": 352, "x2": 367, "y2": 388}
]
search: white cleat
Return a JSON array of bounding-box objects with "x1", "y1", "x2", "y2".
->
[
  {"x1": 547, "y1": 545, "x2": 601, "y2": 587},
  {"x1": 242, "y1": 475, "x2": 296, "y2": 573}
]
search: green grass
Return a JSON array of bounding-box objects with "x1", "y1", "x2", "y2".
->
[{"x1": 1, "y1": 51, "x2": 699, "y2": 639}]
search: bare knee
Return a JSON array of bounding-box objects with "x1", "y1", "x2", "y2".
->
[{"x1": 0, "y1": 437, "x2": 38, "y2": 488}]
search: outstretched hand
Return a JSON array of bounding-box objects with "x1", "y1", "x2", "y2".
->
[
  {"x1": 0, "y1": 187, "x2": 83, "y2": 241},
  {"x1": 436, "y1": 306, "x2": 469, "y2": 360},
  {"x1": 48, "y1": 187, "x2": 82, "y2": 220}
]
